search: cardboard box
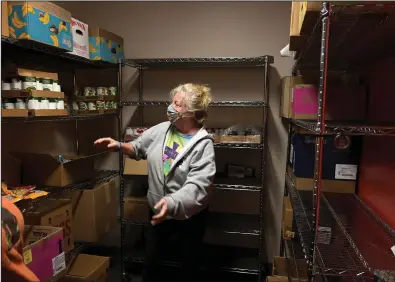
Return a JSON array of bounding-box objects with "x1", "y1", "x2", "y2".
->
[
  {"x1": 289, "y1": 132, "x2": 361, "y2": 180},
  {"x1": 299, "y1": 2, "x2": 322, "y2": 35},
  {"x1": 289, "y1": 2, "x2": 306, "y2": 51},
  {"x1": 280, "y1": 76, "x2": 306, "y2": 118},
  {"x1": 209, "y1": 187, "x2": 260, "y2": 215},
  {"x1": 124, "y1": 158, "x2": 148, "y2": 175},
  {"x1": 24, "y1": 199, "x2": 74, "y2": 253},
  {"x1": 2, "y1": 1, "x2": 9, "y2": 37},
  {"x1": 7, "y1": 2, "x2": 73, "y2": 51},
  {"x1": 89, "y1": 27, "x2": 124, "y2": 63},
  {"x1": 23, "y1": 225, "x2": 66, "y2": 282},
  {"x1": 29, "y1": 109, "x2": 68, "y2": 117},
  {"x1": 287, "y1": 166, "x2": 356, "y2": 194},
  {"x1": 71, "y1": 178, "x2": 118, "y2": 242},
  {"x1": 282, "y1": 196, "x2": 294, "y2": 240},
  {"x1": 17, "y1": 153, "x2": 95, "y2": 187},
  {"x1": 289, "y1": 85, "x2": 367, "y2": 121},
  {"x1": 13, "y1": 68, "x2": 59, "y2": 81},
  {"x1": 70, "y1": 17, "x2": 89, "y2": 59},
  {"x1": 60, "y1": 254, "x2": 110, "y2": 282},
  {"x1": 124, "y1": 196, "x2": 150, "y2": 222},
  {"x1": 268, "y1": 256, "x2": 308, "y2": 282}
]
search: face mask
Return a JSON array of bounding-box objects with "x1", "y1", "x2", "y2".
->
[{"x1": 167, "y1": 104, "x2": 181, "y2": 124}]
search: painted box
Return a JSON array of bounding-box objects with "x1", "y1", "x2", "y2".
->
[
  {"x1": 8, "y1": 2, "x2": 73, "y2": 51},
  {"x1": 23, "y1": 225, "x2": 66, "y2": 282},
  {"x1": 89, "y1": 27, "x2": 124, "y2": 64},
  {"x1": 69, "y1": 17, "x2": 89, "y2": 59},
  {"x1": 291, "y1": 84, "x2": 317, "y2": 120}
]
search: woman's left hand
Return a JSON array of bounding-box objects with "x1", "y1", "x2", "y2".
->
[{"x1": 151, "y1": 198, "x2": 168, "y2": 225}]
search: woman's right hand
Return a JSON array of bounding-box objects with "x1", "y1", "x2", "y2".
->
[{"x1": 94, "y1": 137, "x2": 120, "y2": 152}]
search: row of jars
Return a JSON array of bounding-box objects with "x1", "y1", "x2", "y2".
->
[
  {"x1": 2, "y1": 98, "x2": 65, "y2": 110},
  {"x1": 2, "y1": 77, "x2": 61, "y2": 92},
  {"x1": 72, "y1": 100, "x2": 118, "y2": 111},
  {"x1": 76, "y1": 86, "x2": 118, "y2": 97}
]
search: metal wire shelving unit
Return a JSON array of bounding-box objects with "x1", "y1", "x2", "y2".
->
[
  {"x1": 1, "y1": 36, "x2": 121, "y2": 262},
  {"x1": 118, "y1": 56, "x2": 273, "y2": 281},
  {"x1": 284, "y1": 2, "x2": 395, "y2": 282}
]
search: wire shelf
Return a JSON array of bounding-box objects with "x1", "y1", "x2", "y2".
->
[
  {"x1": 2, "y1": 36, "x2": 118, "y2": 69},
  {"x1": 286, "y1": 175, "x2": 395, "y2": 281},
  {"x1": 121, "y1": 100, "x2": 267, "y2": 107},
  {"x1": 124, "y1": 244, "x2": 260, "y2": 275},
  {"x1": 122, "y1": 56, "x2": 274, "y2": 68},
  {"x1": 1, "y1": 113, "x2": 118, "y2": 123},
  {"x1": 214, "y1": 143, "x2": 263, "y2": 149},
  {"x1": 290, "y1": 120, "x2": 395, "y2": 136},
  {"x1": 16, "y1": 170, "x2": 119, "y2": 213},
  {"x1": 293, "y1": 3, "x2": 395, "y2": 73}
]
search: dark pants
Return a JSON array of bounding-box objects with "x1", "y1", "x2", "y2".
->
[{"x1": 143, "y1": 209, "x2": 208, "y2": 282}]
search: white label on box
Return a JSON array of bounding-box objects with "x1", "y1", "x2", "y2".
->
[
  {"x1": 335, "y1": 164, "x2": 357, "y2": 180},
  {"x1": 52, "y1": 252, "x2": 66, "y2": 276},
  {"x1": 289, "y1": 144, "x2": 294, "y2": 164}
]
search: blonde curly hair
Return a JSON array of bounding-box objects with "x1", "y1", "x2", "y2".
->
[{"x1": 169, "y1": 83, "x2": 212, "y2": 124}]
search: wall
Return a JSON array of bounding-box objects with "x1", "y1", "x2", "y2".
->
[{"x1": 58, "y1": 1, "x2": 293, "y2": 260}]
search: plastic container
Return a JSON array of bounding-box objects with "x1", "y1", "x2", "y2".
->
[
  {"x1": 108, "y1": 86, "x2": 117, "y2": 96},
  {"x1": 83, "y1": 87, "x2": 96, "y2": 96},
  {"x1": 78, "y1": 101, "x2": 88, "y2": 111},
  {"x1": 36, "y1": 78, "x2": 43, "y2": 91},
  {"x1": 96, "y1": 100, "x2": 105, "y2": 109},
  {"x1": 53, "y1": 80, "x2": 61, "y2": 92},
  {"x1": 11, "y1": 78, "x2": 22, "y2": 90},
  {"x1": 88, "y1": 102, "x2": 97, "y2": 111},
  {"x1": 4, "y1": 99, "x2": 15, "y2": 109},
  {"x1": 41, "y1": 98, "x2": 50, "y2": 109},
  {"x1": 28, "y1": 98, "x2": 40, "y2": 110}
]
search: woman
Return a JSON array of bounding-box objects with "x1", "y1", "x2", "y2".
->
[
  {"x1": 95, "y1": 83, "x2": 216, "y2": 281},
  {"x1": 2, "y1": 197, "x2": 40, "y2": 282}
]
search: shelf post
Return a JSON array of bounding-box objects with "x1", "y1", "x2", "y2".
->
[{"x1": 311, "y1": 2, "x2": 330, "y2": 280}]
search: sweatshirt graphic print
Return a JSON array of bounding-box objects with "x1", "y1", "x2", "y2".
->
[{"x1": 163, "y1": 127, "x2": 194, "y2": 176}]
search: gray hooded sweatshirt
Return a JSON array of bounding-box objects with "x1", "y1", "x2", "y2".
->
[{"x1": 129, "y1": 121, "x2": 216, "y2": 220}]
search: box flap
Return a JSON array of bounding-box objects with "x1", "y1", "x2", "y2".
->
[
  {"x1": 89, "y1": 27, "x2": 123, "y2": 44},
  {"x1": 66, "y1": 254, "x2": 110, "y2": 280},
  {"x1": 24, "y1": 225, "x2": 63, "y2": 248},
  {"x1": 124, "y1": 196, "x2": 148, "y2": 204},
  {"x1": 12, "y1": 153, "x2": 93, "y2": 165},
  {"x1": 10, "y1": 2, "x2": 71, "y2": 23}
]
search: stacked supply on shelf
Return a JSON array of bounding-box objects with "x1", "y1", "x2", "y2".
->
[
  {"x1": 2, "y1": 68, "x2": 67, "y2": 117},
  {"x1": 3, "y1": 2, "x2": 124, "y2": 64},
  {"x1": 73, "y1": 86, "x2": 118, "y2": 115},
  {"x1": 59, "y1": 254, "x2": 110, "y2": 282}
]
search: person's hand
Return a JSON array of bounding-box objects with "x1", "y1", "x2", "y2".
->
[
  {"x1": 94, "y1": 137, "x2": 119, "y2": 152},
  {"x1": 151, "y1": 198, "x2": 168, "y2": 226}
]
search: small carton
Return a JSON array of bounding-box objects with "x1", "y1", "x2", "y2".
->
[
  {"x1": 124, "y1": 158, "x2": 148, "y2": 175},
  {"x1": 24, "y1": 199, "x2": 74, "y2": 253},
  {"x1": 7, "y1": 2, "x2": 73, "y2": 51},
  {"x1": 16, "y1": 153, "x2": 95, "y2": 187},
  {"x1": 60, "y1": 254, "x2": 110, "y2": 282},
  {"x1": 89, "y1": 27, "x2": 124, "y2": 64},
  {"x1": 70, "y1": 17, "x2": 89, "y2": 59},
  {"x1": 23, "y1": 225, "x2": 66, "y2": 282}
]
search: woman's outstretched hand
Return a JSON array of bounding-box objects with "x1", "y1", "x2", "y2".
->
[{"x1": 94, "y1": 137, "x2": 119, "y2": 152}]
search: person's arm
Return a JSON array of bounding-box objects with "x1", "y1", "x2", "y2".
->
[
  {"x1": 124, "y1": 125, "x2": 158, "y2": 160},
  {"x1": 164, "y1": 140, "x2": 216, "y2": 220}
]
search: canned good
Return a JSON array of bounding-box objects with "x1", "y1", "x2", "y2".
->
[
  {"x1": 96, "y1": 100, "x2": 105, "y2": 109},
  {"x1": 97, "y1": 87, "x2": 108, "y2": 96},
  {"x1": 41, "y1": 98, "x2": 49, "y2": 109},
  {"x1": 41, "y1": 78, "x2": 53, "y2": 91},
  {"x1": 57, "y1": 99, "x2": 65, "y2": 110},
  {"x1": 21, "y1": 76, "x2": 36, "y2": 90},
  {"x1": 28, "y1": 98, "x2": 40, "y2": 110},
  {"x1": 105, "y1": 101, "x2": 114, "y2": 109},
  {"x1": 84, "y1": 87, "x2": 96, "y2": 96},
  {"x1": 36, "y1": 78, "x2": 43, "y2": 91},
  {"x1": 4, "y1": 99, "x2": 15, "y2": 109},
  {"x1": 53, "y1": 80, "x2": 61, "y2": 92},
  {"x1": 108, "y1": 86, "x2": 117, "y2": 96},
  {"x1": 15, "y1": 98, "x2": 26, "y2": 109},
  {"x1": 88, "y1": 102, "x2": 97, "y2": 111},
  {"x1": 11, "y1": 78, "x2": 22, "y2": 90},
  {"x1": 78, "y1": 101, "x2": 88, "y2": 111},
  {"x1": 48, "y1": 98, "x2": 57, "y2": 109},
  {"x1": 2, "y1": 82, "x2": 11, "y2": 90}
]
